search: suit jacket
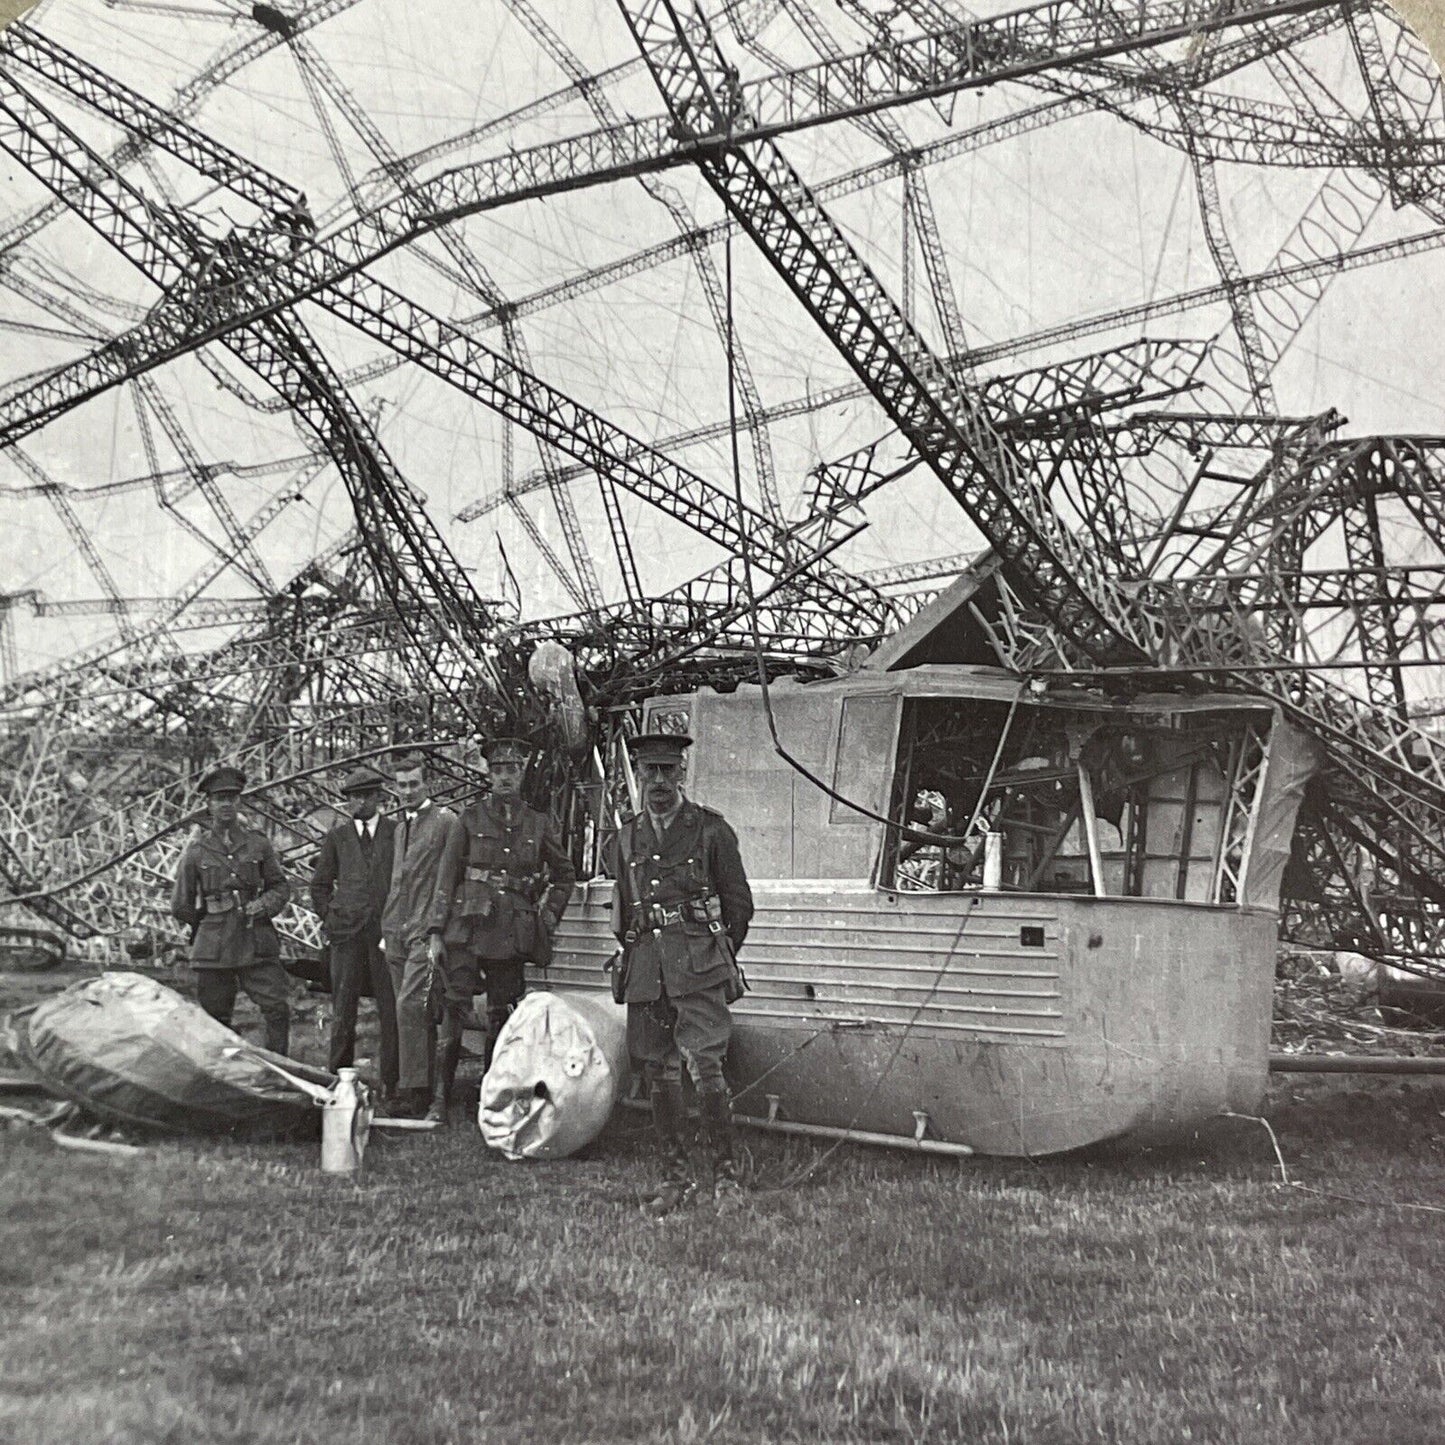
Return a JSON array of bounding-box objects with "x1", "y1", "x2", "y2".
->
[
  {"x1": 607, "y1": 798, "x2": 753, "y2": 1002},
  {"x1": 380, "y1": 800, "x2": 461, "y2": 950},
  {"x1": 310, "y1": 816, "x2": 395, "y2": 942}
]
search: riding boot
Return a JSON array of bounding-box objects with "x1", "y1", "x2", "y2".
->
[
  {"x1": 263, "y1": 1011, "x2": 290, "y2": 1059},
  {"x1": 699, "y1": 1087, "x2": 744, "y2": 1200},
  {"x1": 483, "y1": 1006, "x2": 513, "y2": 1073},
  {"x1": 642, "y1": 1081, "x2": 695, "y2": 1217},
  {"x1": 425, "y1": 1039, "x2": 461, "y2": 1125}
]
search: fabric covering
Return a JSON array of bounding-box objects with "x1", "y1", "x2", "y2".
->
[
  {"x1": 22, "y1": 972, "x2": 328, "y2": 1134},
  {"x1": 477, "y1": 990, "x2": 628, "y2": 1160},
  {"x1": 1241, "y1": 720, "x2": 1320, "y2": 910}
]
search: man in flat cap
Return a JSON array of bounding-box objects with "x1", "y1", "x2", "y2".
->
[
  {"x1": 310, "y1": 764, "x2": 398, "y2": 1100},
  {"x1": 171, "y1": 764, "x2": 293, "y2": 1055},
  {"x1": 380, "y1": 752, "x2": 462, "y2": 1120},
  {"x1": 433, "y1": 737, "x2": 576, "y2": 1124},
  {"x1": 608, "y1": 732, "x2": 753, "y2": 1215}
]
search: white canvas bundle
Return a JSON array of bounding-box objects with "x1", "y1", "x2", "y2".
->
[{"x1": 478, "y1": 989, "x2": 629, "y2": 1160}]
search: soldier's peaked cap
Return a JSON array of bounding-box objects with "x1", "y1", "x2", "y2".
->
[
  {"x1": 485, "y1": 736, "x2": 533, "y2": 764},
  {"x1": 626, "y1": 732, "x2": 692, "y2": 765},
  {"x1": 197, "y1": 764, "x2": 246, "y2": 796},
  {"x1": 339, "y1": 764, "x2": 389, "y2": 795}
]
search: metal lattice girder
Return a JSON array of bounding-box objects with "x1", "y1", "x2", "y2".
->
[
  {"x1": 458, "y1": 381, "x2": 862, "y2": 523},
  {"x1": 1213, "y1": 717, "x2": 1271, "y2": 903},
  {"x1": 500, "y1": 0, "x2": 786, "y2": 524},
  {"x1": 485, "y1": 3, "x2": 1345, "y2": 345},
  {"x1": 620, "y1": 3, "x2": 1445, "y2": 945},
  {"x1": 0, "y1": 32, "x2": 890, "y2": 627},
  {"x1": 1, "y1": 482, "x2": 318, "y2": 710},
  {"x1": 1346, "y1": 0, "x2": 1445, "y2": 217},
  {"x1": 803, "y1": 338, "x2": 1209, "y2": 517},
  {"x1": 1219, "y1": 435, "x2": 1445, "y2": 568},
  {"x1": 0, "y1": 66, "x2": 505, "y2": 716},
  {"x1": 861, "y1": 552, "x2": 979, "y2": 588},
  {"x1": 956, "y1": 223, "x2": 1445, "y2": 384},
  {"x1": 286, "y1": 28, "x2": 606, "y2": 609},
  {"x1": 620, "y1": 0, "x2": 1156, "y2": 666},
  {"x1": 0, "y1": 0, "x2": 360, "y2": 260},
  {"x1": 0, "y1": 827, "x2": 96, "y2": 936},
  {"x1": 862, "y1": 0, "x2": 1378, "y2": 169},
  {"x1": 133, "y1": 376, "x2": 277, "y2": 594},
  {"x1": 1108, "y1": 410, "x2": 1343, "y2": 457},
  {"x1": 309, "y1": 271, "x2": 891, "y2": 622},
  {"x1": 0, "y1": 0, "x2": 1356, "y2": 448},
  {"x1": 2, "y1": 601, "x2": 467, "y2": 944},
  {"x1": 470, "y1": 206, "x2": 1443, "y2": 528},
  {"x1": 0, "y1": 25, "x2": 301, "y2": 216},
  {"x1": 848, "y1": 3, "x2": 1375, "y2": 417},
  {"x1": 1277, "y1": 808, "x2": 1445, "y2": 980},
  {"x1": 7, "y1": 446, "x2": 139, "y2": 644},
  {"x1": 1339, "y1": 490, "x2": 1410, "y2": 717},
  {"x1": 847, "y1": 0, "x2": 1435, "y2": 173},
  {"x1": 508, "y1": 513, "x2": 881, "y2": 666},
  {"x1": 760, "y1": 0, "x2": 968, "y2": 357},
  {"x1": 471, "y1": 94, "x2": 1094, "y2": 335},
  {"x1": 720, "y1": 0, "x2": 1339, "y2": 137}
]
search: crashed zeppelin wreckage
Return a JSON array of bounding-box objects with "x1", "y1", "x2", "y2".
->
[{"x1": 5, "y1": 2, "x2": 1445, "y2": 1156}]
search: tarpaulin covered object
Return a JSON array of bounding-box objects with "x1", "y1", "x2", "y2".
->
[
  {"x1": 20, "y1": 972, "x2": 327, "y2": 1134},
  {"x1": 478, "y1": 989, "x2": 629, "y2": 1159}
]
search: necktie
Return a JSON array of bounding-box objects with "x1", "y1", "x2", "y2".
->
[
  {"x1": 358, "y1": 820, "x2": 373, "y2": 858},
  {"x1": 402, "y1": 812, "x2": 415, "y2": 854}
]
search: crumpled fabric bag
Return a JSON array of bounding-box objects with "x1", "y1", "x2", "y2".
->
[
  {"x1": 478, "y1": 989, "x2": 628, "y2": 1160},
  {"x1": 22, "y1": 972, "x2": 328, "y2": 1134}
]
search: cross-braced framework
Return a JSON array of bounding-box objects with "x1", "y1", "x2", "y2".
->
[{"x1": 2, "y1": 0, "x2": 1445, "y2": 977}]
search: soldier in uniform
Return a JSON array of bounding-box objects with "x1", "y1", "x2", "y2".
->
[
  {"x1": 433, "y1": 737, "x2": 576, "y2": 1124},
  {"x1": 171, "y1": 764, "x2": 293, "y2": 1055},
  {"x1": 608, "y1": 733, "x2": 753, "y2": 1215}
]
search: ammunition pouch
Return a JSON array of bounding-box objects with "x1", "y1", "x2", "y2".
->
[
  {"x1": 632, "y1": 892, "x2": 725, "y2": 937},
  {"x1": 605, "y1": 948, "x2": 630, "y2": 1005},
  {"x1": 456, "y1": 873, "x2": 499, "y2": 920},
  {"x1": 714, "y1": 930, "x2": 748, "y2": 1005},
  {"x1": 629, "y1": 893, "x2": 747, "y2": 1002},
  {"x1": 460, "y1": 866, "x2": 541, "y2": 920}
]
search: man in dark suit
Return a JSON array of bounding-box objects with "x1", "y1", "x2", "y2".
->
[{"x1": 310, "y1": 764, "x2": 398, "y2": 1099}]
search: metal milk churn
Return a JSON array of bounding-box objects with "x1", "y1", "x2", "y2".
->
[
  {"x1": 321, "y1": 1066, "x2": 370, "y2": 1176},
  {"x1": 982, "y1": 831, "x2": 1004, "y2": 890}
]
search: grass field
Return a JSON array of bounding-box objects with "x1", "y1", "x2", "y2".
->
[{"x1": 3, "y1": 980, "x2": 1444, "y2": 1444}]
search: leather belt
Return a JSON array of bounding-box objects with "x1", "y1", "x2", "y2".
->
[
  {"x1": 643, "y1": 903, "x2": 684, "y2": 931},
  {"x1": 465, "y1": 866, "x2": 533, "y2": 889},
  {"x1": 203, "y1": 892, "x2": 240, "y2": 913},
  {"x1": 634, "y1": 895, "x2": 723, "y2": 934}
]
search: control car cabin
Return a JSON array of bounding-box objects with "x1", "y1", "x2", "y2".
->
[{"x1": 550, "y1": 576, "x2": 1316, "y2": 1156}]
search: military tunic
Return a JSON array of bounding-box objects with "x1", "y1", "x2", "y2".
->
[
  {"x1": 608, "y1": 799, "x2": 753, "y2": 1092},
  {"x1": 436, "y1": 796, "x2": 576, "y2": 1024},
  {"x1": 171, "y1": 824, "x2": 290, "y2": 968},
  {"x1": 171, "y1": 822, "x2": 292, "y2": 1054},
  {"x1": 608, "y1": 799, "x2": 753, "y2": 1002},
  {"x1": 439, "y1": 796, "x2": 575, "y2": 962}
]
